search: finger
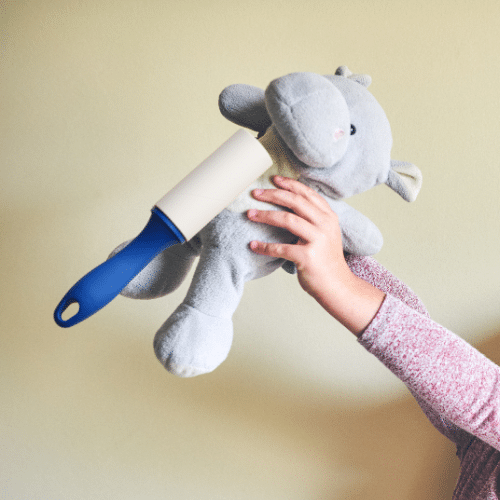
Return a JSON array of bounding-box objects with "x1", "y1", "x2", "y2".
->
[
  {"x1": 249, "y1": 240, "x2": 302, "y2": 262},
  {"x1": 252, "y1": 188, "x2": 319, "y2": 224},
  {"x1": 247, "y1": 208, "x2": 319, "y2": 242},
  {"x1": 252, "y1": 186, "x2": 337, "y2": 229},
  {"x1": 252, "y1": 178, "x2": 331, "y2": 222},
  {"x1": 272, "y1": 176, "x2": 331, "y2": 211}
]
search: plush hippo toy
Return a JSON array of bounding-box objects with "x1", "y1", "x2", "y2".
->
[{"x1": 110, "y1": 66, "x2": 422, "y2": 377}]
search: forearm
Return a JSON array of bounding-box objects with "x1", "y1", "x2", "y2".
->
[
  {"x1": 309, "y1": 261, "x2": 386, "y2": 336},
  {"x1": 360, "y1": 292, "x2": 500, "y2": 451},
  {"x1": 345, "y1": 255, "x2": 429, "y2": 316},
  {"x1": 346, "y1": 256, "x2": 474, "y2": 447},
  {"x1": 313, "y1": 255, "x2": 481, "y2": 448}
]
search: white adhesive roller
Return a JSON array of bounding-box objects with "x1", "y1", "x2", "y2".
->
[
  {"x1": 155, "y1": 128, "x2": 272, "y2": 240},
  {"x1": 54, "y1": 129, "x2": 273, "y2": 328}
]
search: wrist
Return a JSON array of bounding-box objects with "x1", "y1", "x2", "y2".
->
[{"x1": 315, "y1": 264, "x2": 386, "y2": 337}]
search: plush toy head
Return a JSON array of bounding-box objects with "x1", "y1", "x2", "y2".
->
[
  {"x1": 115, "y1": 67, "x2": 422, "y2": 377},
  {"x1": 220, "y1": 66, "x2": 422, "y2": 199},
  {"x1": 218, "y1": 66, "x2": 422, "y2": 256}
]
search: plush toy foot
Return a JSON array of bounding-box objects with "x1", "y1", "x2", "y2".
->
[{"x1": 153, "y1": 304, "x2": 233, "y2": 377}]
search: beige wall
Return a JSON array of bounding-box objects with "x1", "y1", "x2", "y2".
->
[{"x1": 2, "y1": 0, "x2": 500, "y2": 498}]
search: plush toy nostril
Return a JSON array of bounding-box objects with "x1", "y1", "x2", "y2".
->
[{"x1": 333, "y1": 129, "x2": 345, "y2": 142}]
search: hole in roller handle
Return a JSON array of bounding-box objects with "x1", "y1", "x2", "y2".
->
[{"x1": 54, "y1": 209, "x2": 185, "y2": 328}]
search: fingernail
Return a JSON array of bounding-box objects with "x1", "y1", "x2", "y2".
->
[
  {"x1": 252, "y1": 189, "x2": 264, "y2": 197},
  {"x1": 249, "y1": 241, "x2": 259, "y2": 250},
  {"x1": 247, "y1": 209, "x2": 258, "y2": 218}
]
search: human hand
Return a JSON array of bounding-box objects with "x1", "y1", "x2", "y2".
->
[
  {"x1": 247, "y1": 176, "x2": 385, "y2": 336},
  {"x1": 247, "y1": 175, "x2": 349, "y2": 301}
]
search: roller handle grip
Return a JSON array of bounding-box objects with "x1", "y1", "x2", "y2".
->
[{"x1": 54, "y1": 208, "x2": 184, "y2": 328}]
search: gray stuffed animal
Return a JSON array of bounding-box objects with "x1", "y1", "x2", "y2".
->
[{"x1": 110, "y1": 66, "x2": 422, "y2": 377}]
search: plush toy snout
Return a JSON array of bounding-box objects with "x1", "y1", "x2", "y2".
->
[{"x1": 265, "y1": 72, "x2": 351, "y2": 169}]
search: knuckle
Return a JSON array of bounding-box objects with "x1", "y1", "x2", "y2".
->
[
  {"x1": 271, "y1": 189, "x2": 294, "y2": 208},
  {"x1": 272, "y1": 243, "x2": 284, "y2": 256},
  {"x1": 281, "y1": 211, "x2": 296, "y2": 226},
  {"x1": 298, "y1": 181, "x2": 317, "y2": 197},
  {"x1": 320, "y1": 198, "x2": 334, "y2": 212},
  {"x1": 302, "y1": 183, "x2": 317, "y2": 196},
  {"x1": 319, "y1": 210, "x2": 339, "y2": 227},
  {"x1": 256, "y1": 241, "x2": 266, "y2": 251},
  {"x1": 254, "y1": 241, "x2": 280, "y2": 257},
  {"x1": 302, "y1": 246, "x2": 316, "y2": 264},
  {"x1": 271, "y1": 242, "x2": 289, "y2": 259}
]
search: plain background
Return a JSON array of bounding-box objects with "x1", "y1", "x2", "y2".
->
[{"x1": 2, "y1": 0, "x2": 500, "y2": 498}]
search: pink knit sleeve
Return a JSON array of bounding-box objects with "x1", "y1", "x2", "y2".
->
[
  {"x1": 345, "y1": 255, "x2": 429, "y2": 316},
  {"x1": 346, "y1": 256, "x2": 500, "y2": 453}
]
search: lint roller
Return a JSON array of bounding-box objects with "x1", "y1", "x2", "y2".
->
[{"x1": 54, "y1": 129, "x2": 272, "y2": 328}]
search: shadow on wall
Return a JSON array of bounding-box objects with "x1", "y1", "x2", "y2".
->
[
  {"x1": 169, "y1": 358, "x2": 460, "y2": 500},
  {"x1": 154, "y1": 322, "x2": 500, "y2": 499}
]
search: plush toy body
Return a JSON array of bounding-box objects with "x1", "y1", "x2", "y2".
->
[{"x1": 111, "y1": 66, "x2": 422, "y2": 377}]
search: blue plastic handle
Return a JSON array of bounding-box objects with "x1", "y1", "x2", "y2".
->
[{"x1": 54, "y1": 208, "x2": 185, "y2": 328}]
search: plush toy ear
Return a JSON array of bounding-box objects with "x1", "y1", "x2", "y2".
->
[
  {"x1": 335, "y1": 66, "x2": 352, "y2": 77},
  {"x1": 218, "y1": 84, "x2": 272, "y2": 135},
  {"x1": 386, "y1": 160, "x2": 423, "y2": 202},
  {"x1": 334, "y1": 66, "x2": 372, "y2": 88}
]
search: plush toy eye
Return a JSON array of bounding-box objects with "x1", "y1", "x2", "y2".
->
[{"x1": 350, "y1": 125, "x2": 356, "y2": 135}]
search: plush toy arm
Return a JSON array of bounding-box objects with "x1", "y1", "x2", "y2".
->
[
  {"x1": 218, "y1": 84, "x2": 272, "y2": 135},
  {"x1": 107, "y1": 238, "x2": 201, "y2": 299},
  {"x1": 324, "y1": 198, "x2": 384, "y2": 256}
]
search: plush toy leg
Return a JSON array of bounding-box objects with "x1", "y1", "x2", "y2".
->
[
  {"x1": 153, "y1": 245, "x2": 247, "y2": 377},
  {"x1": 153, "y1": 303, "x2": 234, "y2": 377},
  {"x1": 107, "y1": 238, "x2": 201, "y2": 299}
]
